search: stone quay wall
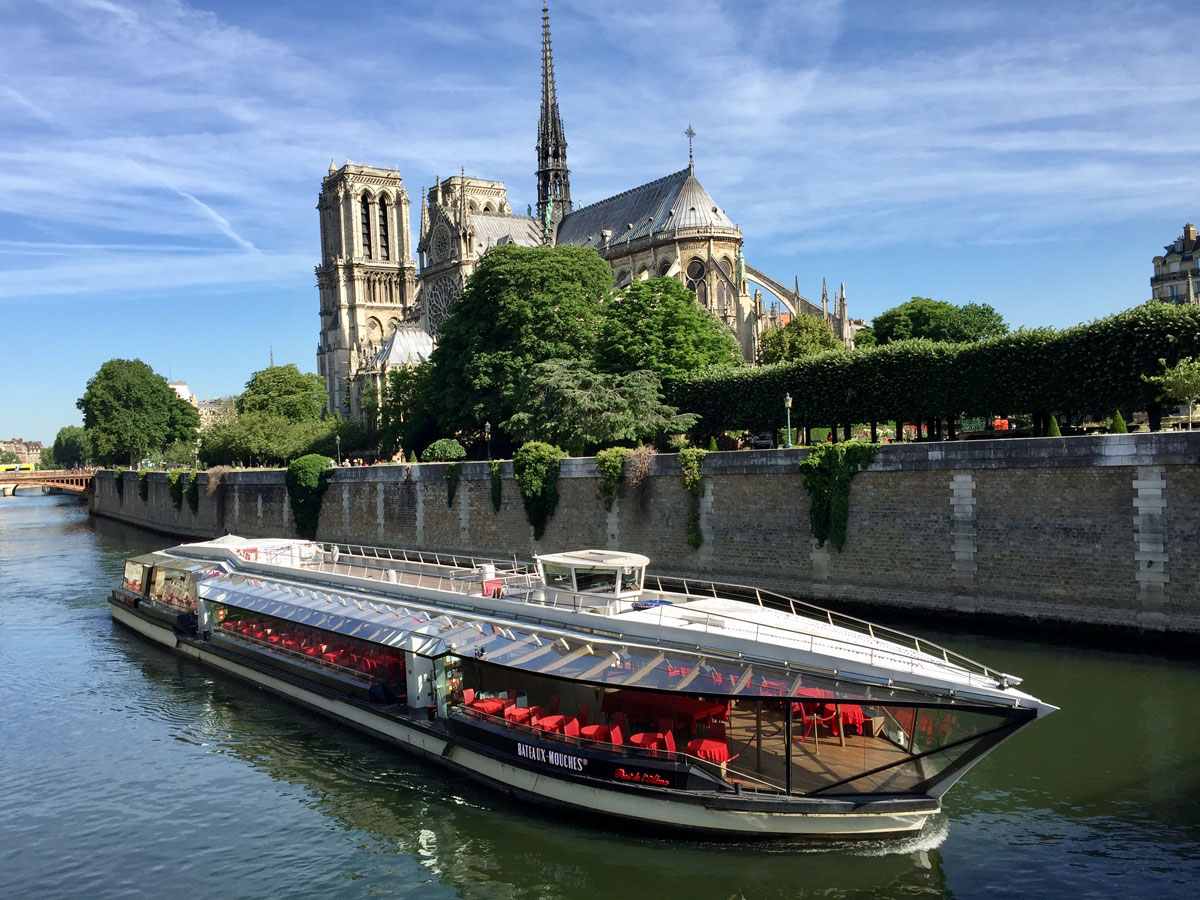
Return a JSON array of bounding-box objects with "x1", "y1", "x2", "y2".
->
[{"x1": 90, "y1": 432, "x2": 1200, "y2": 636}]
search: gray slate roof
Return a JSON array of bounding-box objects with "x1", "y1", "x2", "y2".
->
[
  {"x1": 555, "y1": 167, "x2": 737, "y2": 251},
  {"x1": 370, "y1": 325, "x2": 435, "y2": 370},
  {"x1": 468, "y1": 213, "x2": 543, "y2": 255}
]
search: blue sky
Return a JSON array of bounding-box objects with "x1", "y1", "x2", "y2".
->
[{"x1": 2, "y1": 0, "x2": 1197, "y2": 444}]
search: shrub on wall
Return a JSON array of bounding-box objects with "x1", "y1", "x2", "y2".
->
[
  {"x1": 512, "y1": 442, "x2": 565, "y2": 540},
  {"x1": 185, "y1": 474, "x2": 200, "y2": 514},
  {"x1": 445, "y1": 461, "x2": 462, "y2": 507},
  {"x1": 422, "y1": 439, "x2": 466, "y2": 462},
  {"x1": 595, "y1": 447, "x2": 631, "y2": 511},
  {"x1": 285, "y1": 454, "x2": 333, "y2": 540},
  {"x1": 489, "y1": 460, "x2": 503, "y2": 513},
  {"x1": 797, "y1": 443, "x2": 880, "y2": 552},
  {"x1": 678, "y1": 448, "x2": 708, "y2": 496},
  {"x1": 167, "y1": 470, "x2": 184, "y2": 510},
  {"x1": 112, "y1": 467, "x2": 127, "y2": 502},
  {"x1": 137, "y1": 470, "x2": 149, "y2": 503},
  {"x1": 1111, "y1": 410, "x2": 1128, "y2": 433}
]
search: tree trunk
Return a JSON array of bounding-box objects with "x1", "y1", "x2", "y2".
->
[{"x1": 870, "y1": 421, "x2": 878, "y2": 443}]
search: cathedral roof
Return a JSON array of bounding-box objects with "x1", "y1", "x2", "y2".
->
[
  {"x1": 469, "y1": 213, "x2": 544, "y2": 254},
  {"x1": 369, "y1": 325, "x2": 435, "y2": 370},
  {"x1": 555, "y1": 167, "x2": 738, "y2": 251}
]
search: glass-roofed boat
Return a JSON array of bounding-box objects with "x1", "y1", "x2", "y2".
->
[{"x1": 110, "y1": 536, "x2": 1055, "y2": 839}]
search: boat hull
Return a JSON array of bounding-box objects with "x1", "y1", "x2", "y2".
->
[{"x1": 108, "y1": 598, "x2": 937, "y2": 839}]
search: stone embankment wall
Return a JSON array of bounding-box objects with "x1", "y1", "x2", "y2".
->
[{"x1": 91, "y1": 433, "x2": 1200, "y2": 635}]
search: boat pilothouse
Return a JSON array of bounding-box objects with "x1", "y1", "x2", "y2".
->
[{"x1": 110, "y1": 536, "x2": 1055, "y2": 839}]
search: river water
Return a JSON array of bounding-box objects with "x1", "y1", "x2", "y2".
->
[{"x1": 2, "y1": 493, "x2": 1198, "y2": 899}]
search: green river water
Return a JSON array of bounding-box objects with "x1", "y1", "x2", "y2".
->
[{"x1": 2, "y1": 492, "x2": 1198, "y2": 899}]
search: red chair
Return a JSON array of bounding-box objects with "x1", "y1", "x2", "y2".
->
[
  {"x1": 613, "y1": 711, "x2": 628, "y2": 734},
  {"x1": 562, "y1": 718, "x2": 580, "y2": 738},
  {"x1": 463, "y1": 688, "x2": 476, "y2": 707},
  {"x1": 662, "y1": 729, "x2": 676, "y2": 755},
  {"x1": 608, "y1": 724, "x2": 624, "y2": 747}
]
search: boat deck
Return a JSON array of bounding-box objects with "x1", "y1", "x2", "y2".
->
[{"x1": 724, "y1": 703, "x2": 920, "y2": 795}]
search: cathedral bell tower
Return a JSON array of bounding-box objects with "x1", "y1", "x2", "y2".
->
[{"x1": 536, "y1": 1, "x2": 571, "y2": 237}]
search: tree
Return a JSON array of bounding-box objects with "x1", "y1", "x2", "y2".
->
[
  {"x1": 595, "y1": 277, "x2": 741, "y2": 380},
  {"x1": 53, "y1": 425, "x2": 91, "y2": 468},
  {"x1": 78, "y1": 359, "x2": 200, "y2": 465},
  {"x1": 853, "y1": 326, "x2": 876, "y2": 348},
  {"x1": 756, "y1": 314, "x2": 842, "y2": 365},
  {"x1": 237, "y1": 364, "x2": 327, "y2": 422},
  {"x1": 503, "y1": 359, "x2": 697, "y2": 456},
  {"x1": 200, "y1": 412, "x2": 337, "y2": 467},
  {"x1": 871, "y1": 297, "x2": 1009, "y2": 345},
  {"x1": 40, "y1": 447, "x2": 59, "y2": 468},
  {"x1": 425, "y1": 244, "x2": 613, "y2": 438},
  {"x1": 1145, "y1": 356, "x2": 1200, "y2": 427},
  {"x1": 0, "y1": 450, "x2": 18, "y2": 465}
]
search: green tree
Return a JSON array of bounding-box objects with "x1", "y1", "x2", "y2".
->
[
  {"x1": 853, "y1": 325, "x2": 876, "y2": 348},
  {"x1": 503, "y1": 359, "x2": 697, "y2": 456},
  {"x1": 1145, "y1": 356, "x2": 1200, "y2": 427},
  {"x1": 425, "y1": 244, "x2": 613, "y2": 438},
  {"x1": 595, "y1": 277, "x2": 741, "y2": 380},
  {"x1": 756, "y1": 314, "x2": 842, "y2": 365},
  {"x1": 53, "y1": 425, "x2": 91, "y2": 468},
  {"x1": 237, "y1": 364, "x2": 327, "y2": 422},
  {"x1": 0, "y1": 450, "x2": 18, "y2": 465},
  {"x1": 78, "y1": 359, "x2": 200, "y2": 465},
  {"x1": 378, "y1": 365, "x2": 439, "y2": 460},
  {"x1": 872, "y1": 298, "x2": 1008, "y2": 345},
  {"x1": 40, "y1": 447, "x2": 59, "y2": 468}
]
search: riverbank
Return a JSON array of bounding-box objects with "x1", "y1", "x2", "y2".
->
[{"x1": 89, "y1": 432, "x2": 1200, "y2": 637}]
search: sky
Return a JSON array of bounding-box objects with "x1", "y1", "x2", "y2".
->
[{"x1": 1, "y1": 0, "x2": 1197, "y2": 444}]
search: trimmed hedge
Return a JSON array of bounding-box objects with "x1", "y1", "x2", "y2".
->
[
  {"x1": 422, "y1": 439, "x2": 466, "y2": 462},
  {"x1": 666, "y1": 303, "x2": 1200, "y2": 433}
]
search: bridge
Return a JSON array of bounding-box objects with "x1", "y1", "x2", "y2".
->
[{"x1": 0, "y1": 470, "x2": 94, "y2": 497}]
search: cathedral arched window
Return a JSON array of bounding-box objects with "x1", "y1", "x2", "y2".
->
[
  {"x1": 361, "y1": 194, "x2": 372, "y2": 259},
  {"x1": 658, "y1": 259, "x2": 673, "y2": 277},
  {"x1": 718, "y1": 258, "x2": 733, "y2": 315},
  {"x1": 686, "y1": 259, "x2": 707, "y2": 307},
  {"x1": 379, "y1": 197, "x2": 390, "y2": 261}
]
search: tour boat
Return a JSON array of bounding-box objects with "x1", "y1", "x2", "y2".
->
[{"x1": 110, "y1": 536, "x2": 1055, "y2": 839}]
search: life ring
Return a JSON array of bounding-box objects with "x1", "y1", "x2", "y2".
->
[{"x1": 243, "y1": 547, "x2": 258, "y2": 561}]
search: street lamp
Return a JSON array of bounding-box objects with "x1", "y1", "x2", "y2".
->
[
  {"x1": 484, "y1": 421, "x2": 492, "y2": 461},
  {"x1": 784, "y1": 393, "x2": 793, "y2": 448},
  {"x1": 335, "y1": 434, "x2": 341, "y2": 466}
]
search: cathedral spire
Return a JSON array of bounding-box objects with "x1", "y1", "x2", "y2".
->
[{"x1": 536, "y1": 0, "x2": 571, "y2": 231}]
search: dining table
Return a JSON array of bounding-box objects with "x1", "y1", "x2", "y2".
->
[
  {"x1": 602, "y1": 690, "x2": 729, "y2": 731},
  {"x1": 538, "y1": 714, "x2": 576, "y2": 735}
]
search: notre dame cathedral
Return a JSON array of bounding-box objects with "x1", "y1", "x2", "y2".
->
[{"x1": 315, "y1": 2, "x2": 852, "y2": 417}]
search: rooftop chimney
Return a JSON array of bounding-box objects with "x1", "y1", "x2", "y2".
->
[{"x1": 1185, "y1": 223, "x2": 1197, "y2": 243}]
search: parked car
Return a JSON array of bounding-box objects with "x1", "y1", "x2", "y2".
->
[{"x1": 746, "y1": 433, "x2": 773, "y2": 449}]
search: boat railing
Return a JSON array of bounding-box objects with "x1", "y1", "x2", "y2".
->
[
  {"x1": 455, "y1": 705, "x2": 783, "y2": 793},
  {"x1": 643, "y1": 574, "x2": 1018, "y2": 688},
  {"x1": 314, "y1": 542, "x2": 536, "y2": 578}
]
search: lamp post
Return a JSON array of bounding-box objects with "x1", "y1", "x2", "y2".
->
[
  {"x1": 784, "y1": 393, "x2": 793, "y2": 448},
  {"x1": 484, "y1": 421, "x2": 492, "y2": 461},
  {"x1": 335, "y1": 434, "x2": 341, "y2": 466}
]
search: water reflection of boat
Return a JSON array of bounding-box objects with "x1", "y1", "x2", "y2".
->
[{"x1": 110, "y1": 535, "x2": 1054, "y2": 839}]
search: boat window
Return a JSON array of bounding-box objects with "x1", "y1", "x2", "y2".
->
[
  {"x1": 543, "y1": 564, "x2": 573, "y2": 591},
  {"x1": 147, "y1": 568, "x2": 167, "y2": 601},
  {"x1": 574, "y1": 568, "x2": 617, "y2": 594},
  {"x1": 122, "y1": 561, "x2": 145, "y2": 593},
  {"x1": 620, "y1": 567, "x2": 643, "y2": 593},
  {"x1": 159, "y1": 569, "x2": 197, "y2": 611}
]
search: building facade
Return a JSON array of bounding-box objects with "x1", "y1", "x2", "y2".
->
[
  {"x1": 1151, "y1": 222, "x2": 1199, "y2": 305},
  {"x1": 316, "y1": 2, "x2": 852, "y2": 414}
]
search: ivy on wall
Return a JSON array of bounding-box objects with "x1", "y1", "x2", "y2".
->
[
  {"x1": 678, "y1": 447, "x2": 708, "y2": 549},
  {"x1": 797, "y1": 443, "x2": 880, "y2": 552},
  {"x1": 185, "y1": 475, "x2": 199, "y2": 514},
  {"x1": 489, "y1": 460, "x2": 503, "y2": 513},
  {"x1": 445, "y1": 462, "x2": 462, "y2": 507},
  {"x1": 595, "y1": 447, "x2": 631, "y2": 511},
  {"x1": 513, "y1": 442, "x2": 565, "y2": 540},
  {"x1": 112, "y1": 468, "x2": 127, "y2": 503},
  {"x1": 137, "y1": 470, "x2": 149, "y2": 503},
  {"x1": 285, "y1": 455, "x2": 333, "y2": 540},
  {"x1": 167, "y1": 470, "x2": 184, "y2": 510}
]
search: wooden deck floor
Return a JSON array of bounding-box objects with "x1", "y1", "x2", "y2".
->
[{"x1": 723, "y1": 702, "x2": 922, "y2": 794}]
